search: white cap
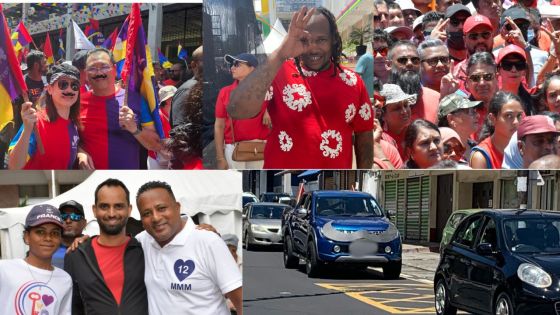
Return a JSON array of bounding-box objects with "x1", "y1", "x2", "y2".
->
[
  {"x1": 396, "y1": 0, "x2": 422, "y2": 14},
  {"x1": 413, "y1": 14, "x2": 425, "y2": 31}
]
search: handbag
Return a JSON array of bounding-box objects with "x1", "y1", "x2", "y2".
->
[{"x1": 230, "y1": 118, "x2": 265, "y2": 162}]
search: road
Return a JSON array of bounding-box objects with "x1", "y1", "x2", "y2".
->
[{"x1": 243, "y1": 246, "x2": 441, "y2": 315}]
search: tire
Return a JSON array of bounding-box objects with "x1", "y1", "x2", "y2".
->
[
  {"x1": 244, "y1": 232, "x2": 253, "y2": 251},
  {"x1": 494, "y1": 292, "x2": 514, "y2": 315},
  {"x1": 382, "y1": 260, "x2": 402, "y2": 279},
  {"x1": 306, "y1": 240, "x2": 322, "y2": 278},
  {"x1": 283, "y1": 237, "x2": 299, "y2": 269},
  {"x1": 434, "y1": 279, "x2": 457, "y2": 315}
]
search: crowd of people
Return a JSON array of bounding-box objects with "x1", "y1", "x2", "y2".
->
[
  {"x1": 373, "y1": 0, "x2": 560, "y2": 169},
  {"x1": 0, "y1": 46, "x2": 204, "y2": 170},
  {"x1": 0, "y1": 179, "x2": 242, "y2": 315}
]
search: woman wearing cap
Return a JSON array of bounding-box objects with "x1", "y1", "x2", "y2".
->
[
  {"x1": 8, "y1": 63, "x2": 81, "y2": 169},
  {"x1": 470, "y1": 91, "x2": 524, "y2": 169},
  {"x1": 497, "y1": 44, "x2": 535, "y2": 115},
  {"x1": 379, "y1": 84, "x2": 417, "y2": 160},
  {"x1": 439, "y1": 127, "x2": 471, "y2": 168},
  {"x1": 403, "y1": 119, "x2": 443, "y2": 168},
  {"x1": 0, "y1": 204, "x2": 72, "y2": 314}
]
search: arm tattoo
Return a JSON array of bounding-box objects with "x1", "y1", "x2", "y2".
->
[{"x1": 355, "y1": 131, "x2": 374, "y2": 169}]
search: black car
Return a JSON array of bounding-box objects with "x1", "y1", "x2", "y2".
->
[
  {"x1": 260, "y1": 192, "x2": 290, "y2": 203},
  {"x1": 435, "y1": 209, "x2": 560, "y2": 315}
]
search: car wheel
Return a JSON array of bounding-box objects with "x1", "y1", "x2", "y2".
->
[
  {"x1": 495, "y1": 292, "x2": 514, "y2": 315},
  {"x1": 306, "y1": 240, "x2": 322, "y2": 278},
  {"x1": 382, "y1": 260, "x2": 402, "y2": 280},
  {"x1": 244, "y1": 232, "x2": 253, "y2": 251},
  {"x1": 283, "y1": 237, "x2": 299, "y2": 269},
  {"x1": 434, "y1": 279, "x2": 457, "y2": 315}
]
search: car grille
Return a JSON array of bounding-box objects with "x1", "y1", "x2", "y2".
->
[
  {"x1": 555, "y1": 302, "x2": 560, "y2": 315},
  {"x1": 335, "y1": 229, "x2": 384, "y2": 235}
]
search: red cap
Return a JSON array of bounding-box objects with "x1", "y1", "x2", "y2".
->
[
  {"x1": 496, "y1": 44, "x2": 527, "y2": 64},
  {"x1": 463, "y1": 14, "x2": 494, "y2": 34},
  {"x1": 517, "y1": 115, "x2": 559, "y2": 139}
]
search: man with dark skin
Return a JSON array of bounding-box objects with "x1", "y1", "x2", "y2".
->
[
  {"x1": 25, "y1": 50, "x2": 48, "y2": 103},
  {"x1": 51, "y1": 200, "x2": 87, "y2": 269},
  {"x1": 228, "y1": 6, "x2": 373, "y2": 169}
]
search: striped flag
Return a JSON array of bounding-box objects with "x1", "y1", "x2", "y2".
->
[
  {"x1": 119, "y1": 3, "x2": 164, "y2": 138},
  {"x1": 177, "y1": 44, "x2": 187, "y2": 60},
  {"x1": 0, "y1": 4, "x2": 28, "y2": 130},
  {"x1": 102, "y1": 26, "x2": 118, "y2": 50},
  {"x1": 44, "y1": 32, "x2": 54, "y2": 65},
  {"x1": 158, "y1": 48, "x2": 172, "y2": 69},
  {"x1": 11, "y1": 21, "x2": 32, "y2": 62}
]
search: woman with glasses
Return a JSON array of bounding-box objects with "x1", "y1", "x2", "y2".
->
[
  {"x1": 470, "y1": 91, "x2": 524, "y2": 169},
  {"x1": 497, "y1": 45, "x2": 535, "y2": 115},
  {"x1": 403, "y1": 119, "x2": 443, "y2": 169},
  {"x1": 8, "y1": 63, "x2": 81, "y2": 169}
]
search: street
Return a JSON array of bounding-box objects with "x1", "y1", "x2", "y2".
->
[{"x1": 244, "y1": 246, "x2": 449, "y2": 315}]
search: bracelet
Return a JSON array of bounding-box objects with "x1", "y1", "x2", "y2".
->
[{"x1": 131, "y1": 128, "x2": 141, "y2": 136}]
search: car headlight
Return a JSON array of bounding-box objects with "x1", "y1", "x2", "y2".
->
[
  {"x1": 251, "y1": 225, "x2": 268, "y2": 233},
  {"x1": 517, "y1": 263, "x2": 552, "y2": 288}
]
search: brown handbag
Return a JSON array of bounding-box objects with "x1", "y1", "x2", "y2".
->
[{"x1": 230, "y1": 118, "x2": 265, "y2": 162}]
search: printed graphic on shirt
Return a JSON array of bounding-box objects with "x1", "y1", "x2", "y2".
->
[
  {"x1": 171, "y1": 259, "x2": 196, "y2": 291},
  {"x1": 301, "y1": 68, "x2": 317, "y2": 77},
  {"x1": 345, "y1": 104, "x2": 356, "y2": 123},
  {"x1": 265, "y1": 86, "x2": 274, "y2": 101},
  {"x1": 320, "y1": 129, "x2": 343, "y2": 158},
  {"x1": 359, "y1": 103, "x2": 372, "y2": 121},
  {"x1": 278, "y1": 131, "x2": 293, "y2": 152},
  {"x1": 15, "y1": 281, "x2": 58, "y2": 315},
  {"x1": 282, "y1": 84, "x2": 312, "y2": 112},
  {"x1": 339, "y1": 69, "x2": 357, "y2": 86}
]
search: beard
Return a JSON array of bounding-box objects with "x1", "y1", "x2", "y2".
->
[
  {"x1": 98, "y1": 218, "x2": 127, "y2": 235},
  {"x1": 388, "y1": 68, "x2": 422, "y2": 94}
]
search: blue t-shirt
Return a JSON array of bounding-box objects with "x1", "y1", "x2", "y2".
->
[
  {"x1": 52, "y1": 244, "x2": 68, "y2": 269},
  {"x1": 355, "y1": 52, "x2": 373, "y2": 98}
]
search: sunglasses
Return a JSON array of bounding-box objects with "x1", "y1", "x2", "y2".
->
[
  {"x1": 500, "y1": 61, "x2": 527, "y2": 71},
  {"x1": 57, "y1": 80, "x2": 80, "y2": 92},
  {"x1": 467, "y1": 31, "x2": 492, "y2": 41},
  {"x1": 374, "y1": 47, "x2": 388, "y2": 57},
  {"x1": 468, "y1": 72, "x2": 495, "y2": 82},
  {"x1": 60, "y1": 213, "x2": 83, "y2": 221},
  {"x1": 230, "y1": 60, "x2": 248, "y2": 68},
  {"x1": 396, "y1": 56, "x2": 421, "y2": 66},
  {"x1": 422, "y1": 56, "x2": 450, "y2": 66},
  {"x1": 373, "y1": 13, "x2": 388, "y2": 22},
  {"x1": 505, "y1": 22, "x2": 530, "y2": 31},
  {"x1": 450, "y1": 17, "x2": 467, "y2": 27},
  {"x1": 454, "y1": 107, "x2": 478, "y2": 116}
]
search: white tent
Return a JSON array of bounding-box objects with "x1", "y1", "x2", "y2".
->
[
  {"x1": 262, "y1": 18, "x2": 287, "y2": 54},
  {"x1": 0, "y1": 170, "x2": 242, "y2": 260}
]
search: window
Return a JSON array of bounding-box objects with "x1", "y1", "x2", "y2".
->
[
  {"x1": 449, "y1": 213, "x2": 466, "y2": 229},
  {"x1": 478, "y1": 219, "x2": 497, "y2": 249},
  {"x1": 453, "y1": 215, "x2": 484, "y2": 248}
]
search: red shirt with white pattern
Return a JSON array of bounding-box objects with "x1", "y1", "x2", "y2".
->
[{"x1": 262, "y1": 60, "x2": 373, "y2": 169}]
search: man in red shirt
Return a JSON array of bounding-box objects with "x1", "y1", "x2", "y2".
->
[{"x1": 228, "y1": 6, "x2": 372, "y2": 169}]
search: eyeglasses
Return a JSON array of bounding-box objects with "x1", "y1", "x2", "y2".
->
[
  {"x1": 86, "y1": 65, "x2": 113, "y2": 74},
  {"x1": 422, "y1": 56, "x2": 450, "y2": 66},
  {"x1": 231, "y1": 60, "x2": 248, "y2": 68},
  {"x1": 373, "y1": 13, "x2": 388, "y2": 22},
  {"x1": 468, "y1": 72, "x2": 495, "y2": 82},
  {"x1": 467, "y1": 31, "x2": 492, "y2": 41},
  {"x1": 57, "y1": 80, "x2": 80, "y2": 92},
  {"x1": 500, "y1": 61, "x2": 527, "y2": 71},
  {"x1": 396, "y1": 56, "x2": 420, "y2": 66},
  {"x1": 450, "y1": 17, "x2": 467, "y2": 27},
  {"x1": 454, "y1": 107, "x2": 478, "y2": 116},
  {"x1": 60, "y1": 213, "x2": 84, "y2": 221},
  {"x1": 374, "y1": 47, "x2": 388, "y2": 57}
]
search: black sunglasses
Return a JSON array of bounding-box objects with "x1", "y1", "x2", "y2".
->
[
  {"x1": 467, "y1": 31, "x2": 492, "y2": 41},
  {"x1": 57, "y1": 80, "x2": 80, "y2": 92},
  {"x1": 396, "y1": 56, "x2": 420, "y2": 66},
  {"x1": 422, "y1": 56, "x2": 450, "y2": 66},
  {"x1": 468, "y1": 73, "x2": 495, "y2": 82},
  {"x1": 500, "y1": 61, "x2": 527, "y2": 71}
]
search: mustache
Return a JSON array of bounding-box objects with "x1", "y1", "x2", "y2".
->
[
  {"x1": 62, "y1": 92, "x2": 76, "y2": 97},
  {"x1": 92, "y1": 74, "x2": 107, "y2": 80}
]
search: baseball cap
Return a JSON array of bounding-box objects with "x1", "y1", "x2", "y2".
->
[
  {"x1": 25, "y1": 204, "x2": 64, "y2": 229},
  {"x1": 445, "y1": 4, "x2": 471, "y2": 19},
  {"x1": 496, "y1": 44, "x2": 527, "y2": 64},
  {"x1": 59, "y1": 200, "x2": 85, "y2": 216},
  {"x1": 517, "y1": 115, "x2": 559, "y2": 139},
  {"x1": 384, "y1": 26, "x2": 414, "y2": 39},
  {"x1": 396, "y1": 0, "x2": 421, "y2": 15},
  {"x1": 500, "y1": 6, "x2": 530, "y2": 27},
  {"x1": 463, "y1": 14, "x2": 494, "y2": 34},
  {"x1": 438, "y1": 93, "x2": 482, "y2": 119},
  {"x1": 222, "y1": 234, "x2": 239, "y2": 248},
  {"x1": 224, "y1": 53, "x2": 258, "y2": 68},
  {"x1": 412, "y1": 14, "x2": 424, "y2": 32},
  {"x1": 158, "y1": 85, "x2": 177, "y2": 104}
]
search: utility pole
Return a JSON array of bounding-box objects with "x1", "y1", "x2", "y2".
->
[{"x1": 517, "y1": 170, "x2": 529, "y2": 209}]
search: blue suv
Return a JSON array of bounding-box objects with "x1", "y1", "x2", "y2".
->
[{"x1": 282, "y1": 190, "x2": 402, "y2": 278}]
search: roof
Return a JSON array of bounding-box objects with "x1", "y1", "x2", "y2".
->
[
  {"x1": 476, "y1": 209, "x2": 560, "y2": 219},
  {"x1": 312, "y1": 190, "x2": 372, "y2": 198},
  {"x1": 251, "y1": 202, "x2": 290, "y2": 207}
]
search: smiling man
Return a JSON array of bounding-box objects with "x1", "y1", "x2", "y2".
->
[{"x1": 228, "y1": 6, "x2": 373, "y2": 169}]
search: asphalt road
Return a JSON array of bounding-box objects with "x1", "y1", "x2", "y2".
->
[{"x1": 244, "y1": 246, "x2": 441, "y2": 315}]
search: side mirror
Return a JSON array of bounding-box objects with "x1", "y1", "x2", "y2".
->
[
  {"x1": 296, "y1": 207, "x2": 308, "y2": 217},
  {"x1": 476, "y1": 243, "x2": 494, "y2": 256},
  {"x1": 242, "y1": 214, "x2": 247, "y2": 219}
]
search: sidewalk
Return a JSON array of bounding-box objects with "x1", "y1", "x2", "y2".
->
[{"x1": 401, "y1": 242, "x2": 440, "y2": 274}]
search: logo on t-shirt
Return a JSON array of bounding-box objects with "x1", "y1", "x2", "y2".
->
[
  {"x1": 282, "y1": 84, "x2": 312, "y2": 112},
  {"x1": 15, "y1": 281, "x2": 57, "y2": 315},
  {"x1": 320, "y1": 130, "x2": 343, "y2": 159},
  {"x1": 170, "y1": 259, "x2": 195, "y2": 291},
  {"x1": 339, "y1": 70, "x2": 357, "y2": 87}
]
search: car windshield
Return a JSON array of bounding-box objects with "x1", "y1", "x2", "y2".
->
[
  {"x1": 503, "y1": 218, "x2": 560, "y2": 254},
  {"x1": 243, "y1": 196, "x2": 257, "y2": 207},
  {"x1": 316, "y1": 196, "x2": 383, "y2": 217},
  {"x1": 251, "y1": 205, "x2": 286, "y2": 219}
]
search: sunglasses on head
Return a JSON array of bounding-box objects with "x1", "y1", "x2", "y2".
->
[
  {"x1": 467, "y1": 31, "x2": 492, "y2": 41},
  {"x1": 500, "y1": 60, "x2": 527, "y2": 71},
  {"x1": 374, "y1": 47, "x2": 388, "y2": 57},
  {"x1": 60, "y1": 213, "x2": 83, "y2": 221},
  {"x1": 468, "y1": 72, "x2": 495, "y2": 82},
  {"x1": 450, "y1": 17, "x2": 467, "y2": 27},
  {"x1": 422, "y1": 56, "x2": 450, "y2": 66},
  {"x1": 396, "y1": 56, "x2": 420, "y2": 66},
  {"x1": 57, "y1": 80, "x2": 80, "y2": 92}
]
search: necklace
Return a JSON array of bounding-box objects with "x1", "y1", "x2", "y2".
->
[{"x1": 24, "y1": 258, "x2": 54, "y2": 289}]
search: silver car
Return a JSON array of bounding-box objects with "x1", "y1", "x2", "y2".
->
[{"x1": 243, "y1": 202, "x2": 289, "y2": 250}]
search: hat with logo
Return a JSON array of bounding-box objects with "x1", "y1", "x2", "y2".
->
[
  {"x1": 59, "y1": 200, "x2": 85, "y2": 216},
  {"x1": 224, "y1": 53, "x2": 258, "y2": 68},
  {"x1": 496, "y1": 44, "x2": 527, "y2": 64},
  {"x1": 25, "y1": 204, "x2": 64, "y2": 229},
  {"x1": 438, "y1": 93, "x2": 482, "y2": 119},
  {"x1": 463, "y1": 14, "x2": 494, "y2": 34},
  {"x1": 518, "y1": 115, "x2": 559, "y2": 139}
]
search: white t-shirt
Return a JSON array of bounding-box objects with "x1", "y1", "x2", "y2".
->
[
  {"x1": 136, "y1": 219, "x2": 242, "y2": 315},
  {"x1": 0, "y1": 259, "x2": 72, "y2": 315}
]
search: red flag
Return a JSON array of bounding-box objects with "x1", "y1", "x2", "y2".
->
[
  {"x1": 44, "y1": 32, "x2": 54, "y2": 65},
  {"x1": 120, "y1": 3, "x2": 141, "y2": 83},
  {"x1": 89, "y1": 18, "x2": 99, "y2": 31},
  {"x1": 296, "y1": 182, "x2": 305, "y2": 204}
]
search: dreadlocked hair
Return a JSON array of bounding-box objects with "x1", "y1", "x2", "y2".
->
[{"x1": 294, "y1": 6, "x2": 343, "y2": 77}]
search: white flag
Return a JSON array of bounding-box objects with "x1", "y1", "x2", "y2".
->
[{"x1": 72, "y1": 20, "x2": 95, "y2": 50}]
